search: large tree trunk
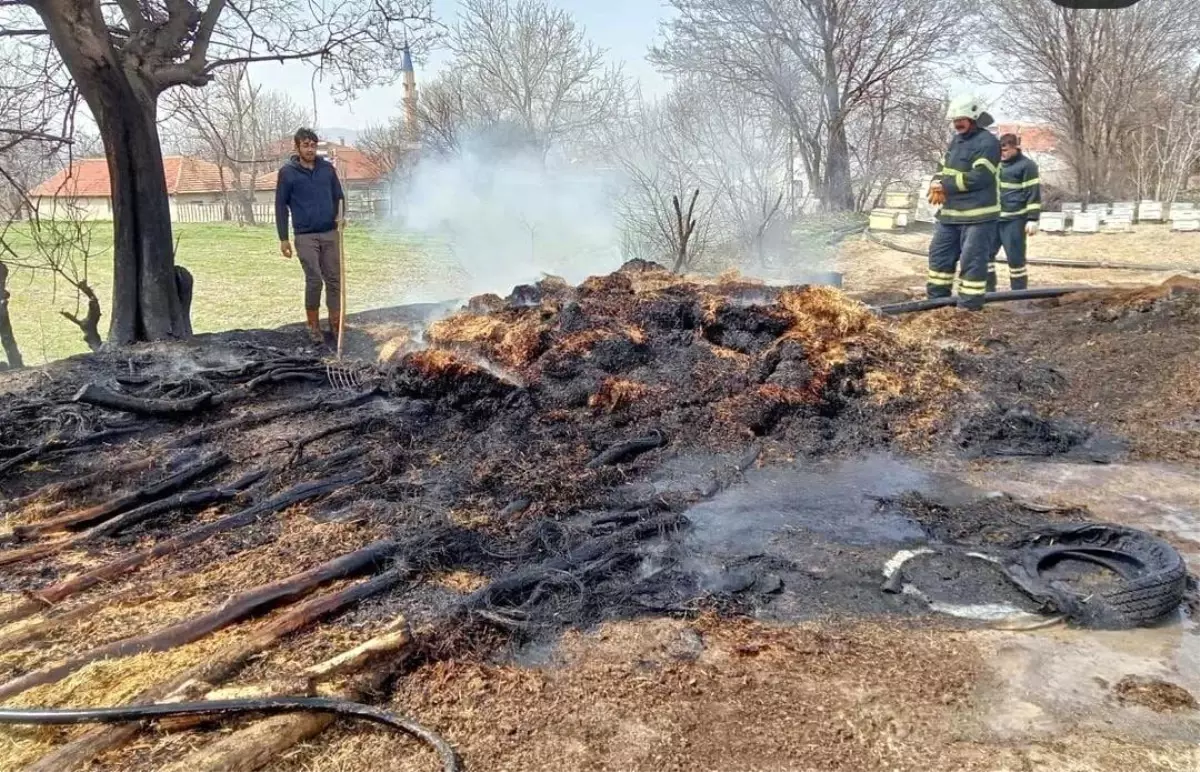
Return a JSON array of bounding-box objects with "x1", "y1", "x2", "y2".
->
[
  {"x1": 93, "y1": 81, "x2": 187, "y2": 343},
  {"x1": 824, "y1": 118, "x2": 855, "y2": 212},
  {"x1": 0, "y1": 261, "x2": 23, "y2": 368},
  {"x1": 820, "y1": 44, "x2": 854, "y2": 212},
  {"x1": 239, "y1": 192, "x2": 257, "y2": 225},
  {"x1": 34, "y1": 0, "x2": 189, "y2": 345}
]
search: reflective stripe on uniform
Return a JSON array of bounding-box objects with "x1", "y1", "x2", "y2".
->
[
  {"x1": 999, "y1": 177, "x2": 1041, "y2": 190},
  {"x1": 941, "y1": 203, "x2": 1001, "y2": 218},
  {"x1": 1009, "y1": 267, "x2": 1028, "y2": 277},
  {"x1": 940, "y1": 165, "x2": 968, "y2": 192},
  {"x1": 927, "y1": 269, "x2": 955, "y2": 286},
  {"x1": 1000, "y1": 203, "x2": 1042, "y2": 217},
  {"x1": 972, "y1": 157, "x2": 998, "y2": 174},
  {"x1": 959, "y1": 280, "x2": 988, "y2": 296}
]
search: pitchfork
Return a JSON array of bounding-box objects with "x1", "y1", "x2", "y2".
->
[{"x1": 324, "y1": 209, "x2": 359, "y2": 392}]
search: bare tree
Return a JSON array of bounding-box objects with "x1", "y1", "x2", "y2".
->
[
  {"x1": 651, "y1": 0, "x2": 960, "y2": 211},
  {"x1": 412, "y1": 69, "x2": 478, "y2": 157},
  {"x1": 0, "y1": 0, "x2": 437, "y2": 345},
  {"x1": 0, "y1": 259, "x2": 20, "y2": 368},
  {"x1": 442, "y1": 0, "x2": 625, "y2": 160},
  {"x1": 670, "y1": 190, "x2": 702, "y2": 273},
  {"x1": 849, "y1": 82, "x2": 947, "y2": 211},
  {"x1": 412, "y1": 68, "x2": 539, "y2": 160},
  {"x1": 5, "y1": 198, "x2": 105, "y2": 351},
  {"x1": 604, "y1": 92, "x2": 718, "y2": 271},
  {"x1": 1123, "y1": 95, "x2": 1196, "y2": 201},
  {"x1": 606, "y1": 76, "x2": 803, "y2": 272},
  {"x1": 162, "y1": 64, "x2": 311, "y2": 224},
  {"x1": 675, "y1": 79, "x2": 791, "y2": 266},
  {"x1": 358, "y1": 118, "x2": 413, "y2": 176},
  {"x1": 0, "y1": 36, "x2": 78, "y2": 222},
  {"x1": 982, "y1": 0, "x2": 1200, "y2": 201},
  {"x1": 0, "y1": 34, "x2": 84, "y2": 367}
]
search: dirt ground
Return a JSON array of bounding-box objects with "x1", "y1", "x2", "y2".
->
[
  {"x1": 1, "y1": 239, "x2": 1199, "y2": 772},
  {"x1": 268, "y1": 616, "x2": 1198, "y2": 772},
  {"x1": 839, "y1": 222, "x2": 1200, "y2": 299}
]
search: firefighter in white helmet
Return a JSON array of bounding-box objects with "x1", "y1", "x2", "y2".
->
[{"x1": 925, "y1": 94, "x2": 1001, "y2": 310}]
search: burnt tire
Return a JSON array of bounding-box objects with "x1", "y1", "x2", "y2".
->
[{"x1": 1000, "y1": 524, "x2": 1188, "y2": 630}]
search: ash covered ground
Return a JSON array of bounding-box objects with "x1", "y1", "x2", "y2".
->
[{"x1": 0, "y1": 260, "x2": 1197, "y2": 771}]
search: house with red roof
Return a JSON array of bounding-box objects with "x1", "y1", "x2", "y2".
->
[
  {"x1": 30, "y1": 155, "x2": 275, "y2": 221},
  {"x1": 30, "y1": 141, "x2": 391, "y2": 222}
]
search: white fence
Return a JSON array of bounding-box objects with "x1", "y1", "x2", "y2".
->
[
  {"x1": 173, "y1": 197, "x2": 391, "y2": 224},
  {"x1": 173, "y1": 202, "x2": 274, "y2": 224}
]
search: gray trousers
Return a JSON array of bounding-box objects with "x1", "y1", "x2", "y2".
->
[{"x1": 294, "y1": 230, "x2": 341, "y2": 313}]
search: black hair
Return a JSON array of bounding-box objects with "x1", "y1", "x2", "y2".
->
[
  {"x1": 999, "y1": 133, "x2": 1020, "y2": 148},
  {"x1": 294, "y1": 128, "x2": 319, "y2": 145}
]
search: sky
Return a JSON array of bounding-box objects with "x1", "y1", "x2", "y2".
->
[
  {"x1": 249, "y1": 0, "x2": 674, "y2": 132},
  {"x1": 246, "y1": 0, "x2": 1020, "y2": 135}
]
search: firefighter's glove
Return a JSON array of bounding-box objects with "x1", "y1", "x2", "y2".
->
[{"x1": 927, "y1": 181, "x2": 946, "y2": 207}]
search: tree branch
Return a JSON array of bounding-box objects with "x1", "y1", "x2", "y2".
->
[
  {"x1": 113, "y1": 0, "x2": 146, "y2": 34},
  {"x1": 201, "y1": 48, "x2": 332, "y2": 73},
  {"x1": 186, "y1": 0, "x2": 229, "y2": 71},
  {"x1": 0, "y1": 128, "x2": 74, "y2": 144}
]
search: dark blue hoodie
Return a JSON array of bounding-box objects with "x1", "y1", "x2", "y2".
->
[{"x1": 275, "y1": 155, "x2": 344, "y2": 241}]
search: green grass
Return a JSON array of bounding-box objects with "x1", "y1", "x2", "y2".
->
[{"x1": 1, "y1": 221, "x2": 464, "y2": 366}]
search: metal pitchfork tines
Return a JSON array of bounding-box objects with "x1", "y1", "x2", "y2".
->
[{"x1": 324, "y1": 359, "x2": 368, "y2": 393}]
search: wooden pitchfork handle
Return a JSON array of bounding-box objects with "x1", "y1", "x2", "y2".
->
[{"x1": 337, "y1": 213, "x2": 347, "y2": 359}]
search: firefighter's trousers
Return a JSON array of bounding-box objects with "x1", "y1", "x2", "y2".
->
[
  {"x1": 987, "y1": 217, "x2": 1029, "y2": 292},
  {"x1": 927, "y1": 220, "x2": 996, "y2": 311}
]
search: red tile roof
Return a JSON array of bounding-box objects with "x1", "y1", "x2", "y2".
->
[
  {"x1": 31, "y1": 155, "x2": 276, "y2": 198},
  {"x1": 173, "y1": 156, "x2": 269, "y2": 194},
  {"x1": 257, "y1": 142, "x2": 388, "y2": 188},
  {"x1": 29, "y1": 158, "x2": 112, "y2": 197},
  {"x1": 327, "y1": 145, "x2": 387, "y2": 182},
  {"x1": 996, "y1": 123, "x2": 1058, "y2": 153}
]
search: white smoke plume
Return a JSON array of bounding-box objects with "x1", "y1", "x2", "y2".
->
[{"x1": 388, "y1": 136, "x2": 626, "y2": 302}]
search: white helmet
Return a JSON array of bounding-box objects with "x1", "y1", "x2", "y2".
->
[{"x1": 946, "y1": 94, "x2": 985, "y2": 122}]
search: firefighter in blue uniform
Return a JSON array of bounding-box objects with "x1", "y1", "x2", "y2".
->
[
  {"x1": 925, "y1": 95, "x2": 1001, "y2": 310},
  {"x1": 987, "y1": 133, "x2": 1041, "y2": 291}
]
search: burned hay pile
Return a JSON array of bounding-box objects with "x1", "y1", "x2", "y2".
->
[
  {"x1": 0, "y1": 260, "x2": 1007, "y2": 770},
  {"x1": 411, "y1": 261, "x2": 960, "y2": 455}
]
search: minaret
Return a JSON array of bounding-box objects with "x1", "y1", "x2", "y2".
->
[{"x1": 402, "y1": 44, "x2": 418, "y2": 145}]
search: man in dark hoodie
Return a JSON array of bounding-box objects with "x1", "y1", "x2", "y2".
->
[
  {"x1": 925, "y1": 94, "x2": 1001, "y2": 311},
  {"x1": 276, "y1": 128, "x2": 345, "y2": 344}
]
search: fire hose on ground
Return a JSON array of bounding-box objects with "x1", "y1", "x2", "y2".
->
[
  {"x1": 863, "y1": 229, "x2": 1200, "y2": 274},
  {"x1": 870, "y1": 286, "x2": 1106, "y2": 316}
]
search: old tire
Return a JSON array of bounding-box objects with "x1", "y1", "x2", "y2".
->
[{"x1": 1000, "y1": 524, "x2": 1188, "y2": 630}]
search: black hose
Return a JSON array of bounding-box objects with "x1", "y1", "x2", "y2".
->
[
  {"x1": 0, "y1": 697, "x2": 462, "y2": 772},
  {"x1": 863, "y1": 229, "x2": 1199, "y2": 273},
  {"x1": 873, "y1": 286, "x2": 1103, "y2": 316}
]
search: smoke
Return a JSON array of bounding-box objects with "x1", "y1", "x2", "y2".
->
[
  {"x1": 388, "y1": 133, "x2": 626, "y2": 302},
  {"x1": 381, "y1": 123, "x2": 849, "y2": 306}
]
